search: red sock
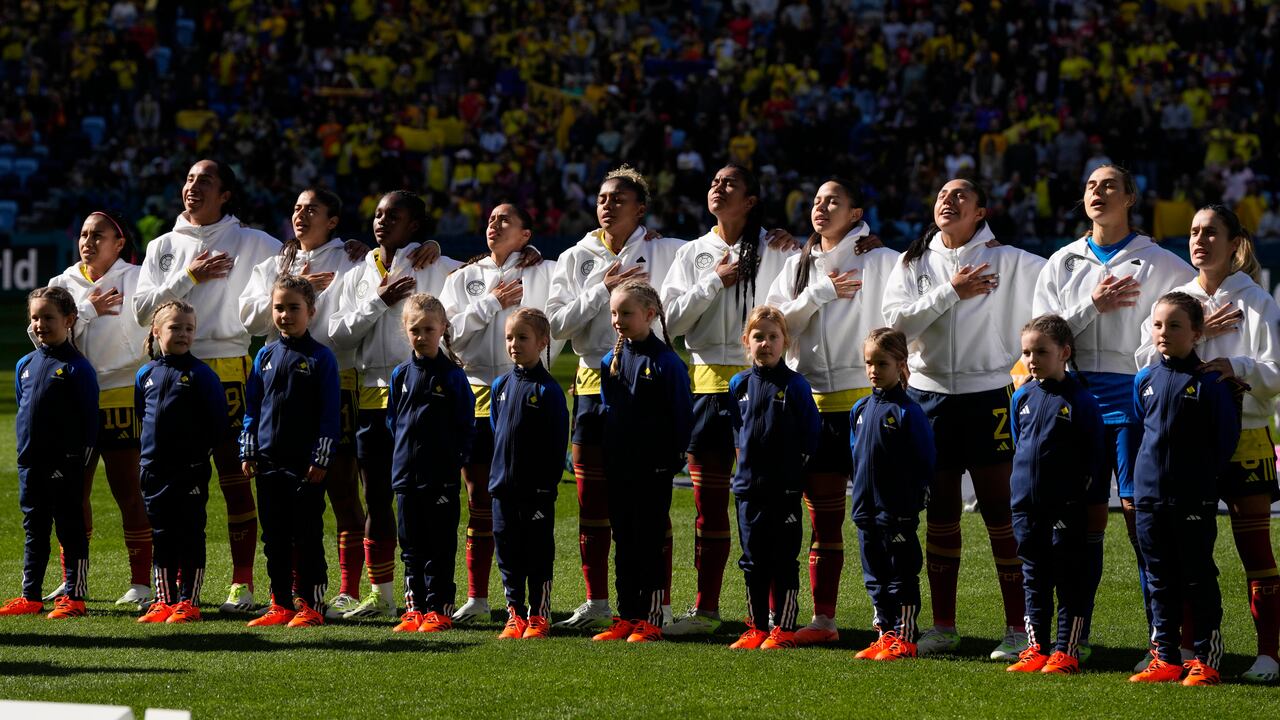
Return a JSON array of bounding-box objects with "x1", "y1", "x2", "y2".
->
[
  {"x1": 663, "y1": 515, "x2": 673, "y2": 606},
  {"x1": 220, "y1": 470, "x2": 257, "y2": 586},
  {"x1": 1233, "y1": 510, "x2": 1280, "y2": 660},
  {"x1": 986, "y1": 522, "x2": 1025, "y2": 627},
  {"x1": 805, "y1": 474, "x2": 847, "y2": 619},
  {"x1": 926, "y1": 520, "x2": 962, "y2": 626},
  {"x1": 123, "y1": 526, "x2": 152, "y2": 586},
  {"x1": 691, "y1": 462, "x2": 731, "y2": 613},
  {"x1": 575, "y1": 461, "x2": 611, "y2": 600},
  {"x1": 365, "y1": 535, "x2": 396, "y2": 586},
  {"x1": 337, "y1": 529, "x2": 364, "y2": 597},
  {"x1": 465, "y1": 520, "x2": 494, "y2": 600}
]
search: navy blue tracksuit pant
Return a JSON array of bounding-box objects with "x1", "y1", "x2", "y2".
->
[
  {"x1": 857, "y1": 520, "x2": 923, "y2": 641},
  {"x1": 1012, "y1": 505, "x2": 1091, "y2": 655},
  {"x1": 493, "y1": 492, "x2": 556, "y2": 619},
  {"x1": 397, "y1": 486, "x2": 459, "y2": 615},
  {"x1": 736, "y1": 491, "x2": 803, "y2": 632},
  {"x1": 142, "y1": 464, "x2": 210, "y2": 605},
  {"x1": 1137, "y1": 507, "x2": 1223, "y2": 666},
  {"x1": 608, "y1": 468, "x2": 674, "y2": 626},
  {"x1": 19, "y1": 459, "x2": 89, "y2": 601},
  {"x1": 256, "y1": 463, "x2": 328, "y2": 609}
]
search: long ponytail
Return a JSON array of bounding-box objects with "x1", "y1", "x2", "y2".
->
[
  {"x1": 902, "y1": 178, "x2": 990, "y2": 268},
  {"x1": 720, "y1": 163, "x2": 763, "y2": 326},
  {"x1": 145, "y1": 300, "x2": 196, "y2": 358},
  {"x1": 793, "y1": 176, "x2": 860, "y2": 295},
  {"x1": 1201, "y1": 203, "x2": 1261, "y2": 284}
]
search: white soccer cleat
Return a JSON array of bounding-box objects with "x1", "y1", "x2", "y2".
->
[
  {"x1": 42, "y1": 583, "x2": 68, "y2": 602},
  {"x1": 552, "y1": 600, "x2": 614, "y2": 629},
  {"x1": 990, "y1": 627, "x2": 1029, "y2": 661},
  {"x1": 219, "y1": 583, "x2": 256, "y2": 614},
  {"x1": 916, "y1": 626, "x2": 962, "y2": 655},
  {"x1": 341, "y1": 590, "x2": 395, "y2": 620},
  {"x1": 451, "y1": 596, "x2": 492, "y2": 624},
  {"x1": 114, "y1": 584, "x2": 152, "y2": 609},
  {"x1": 1241, "y1": 655, "x2": 1280, "y2": 683},
  {"x1": 324, "y1": 593, "x2": 359, "y2": 620},
  {"x1": 663, "y1": 608, "x2": 722, "y2": 636}
]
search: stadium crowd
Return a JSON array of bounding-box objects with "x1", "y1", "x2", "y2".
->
[{"x1": 0, "y1": 0, "x2": 1278, "y2": 248}]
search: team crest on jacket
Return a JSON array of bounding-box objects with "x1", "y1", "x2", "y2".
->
[
  {"x1": 356, "y1": 279, "x2": 370, "y2": 298},
  {"x1": 159, "y1": 254, "x2": 175, "y2": 272},
  {"x1": 916, "y1": 273, "x2": 932, "y2": 294},
  {"x1": 465, "y1": 280, "x2": 485, "y2": 296},
  {"x1": 1064, "y1": 254, "x2": 1086, "y2": 273},
  {"x1": 1057, "y1": 405, "x2": 1071, "y2": 421},
  {"x1": 882, "y1": 413, "x2": 898, "y2": 430},
  {"x1": 695, "y1": 252, "x2": 715, "y2": 270},
  {"x1": 526, "y1": 392, "x2": 539, "y2": 407},
  {"x1": 1184, "y1": 383, "x2": 1199, "y2": 399},
  {"x1": 296, "y1": 359, "x2": 312, "y2": 375},
  {"x1": 580, "y1": 258, "x2": 596, "y2": 277}
]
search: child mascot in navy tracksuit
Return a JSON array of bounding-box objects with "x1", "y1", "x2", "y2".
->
[
  {"x1": 726, "y1": 306, "x2": 820, "y2": 651},
  {"x1": 489, "y1": 308, "x2": 569, "y2": 640},
  {"x1": 850, "y1": 327, "x2": 935, "y2": 661},
  {"x1": 387, "y1": 293, "x2": 476, "y2": 634},
  {"x1": 241, "y1": 276, "x2": 341, "y2": 628},
  {"x1": 1130, "y1": 292, "x2": 1241, "y2": 686},
  {"x1": 1, "y1": 287, "x2": 98, "y2": 620},
  {"x1": 594, "y1": 279, "x2": 693, "y2": 643},
  {"x1": 134, "y1": 300, "x2": 228, "y2": 624},
  {"x1": 1006, "y1": 315, "x2": 1106, "y2": 675}
]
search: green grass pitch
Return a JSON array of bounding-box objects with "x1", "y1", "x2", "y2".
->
[{"x1": 0, "y1": 323, "x2": 1276, "y2": 718}]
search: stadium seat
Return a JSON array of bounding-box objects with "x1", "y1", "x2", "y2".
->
[
  {"x1": 0, "y1": 157, "x2": 12, "y2": 177},
  {"x1": 0, "y1": 200, "x2": 19, "y2": 232},
  {"x1": 0, "y1": 143, "x2": 14, "y2": 157},
  {"x1": 14, "y1": 158, "x2": 39, "y2": 188},
  {"x1": 81, "y1": 116, "x2": 107, "y2": 148},
  {"x1": 153, "y1": 45, "x2": 172, "y2": 76}
]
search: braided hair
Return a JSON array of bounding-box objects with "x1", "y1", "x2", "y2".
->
[
  {"x1": 506, "y1": 306, "x2": 554, "y2": 368},
  {"x1": 608, "y1": 279, "x2": 671, "y2": 377},
  {"x1": 281, "y1": 187, "x2": 342, "y2": 274},
  {"x1": 863, "y1": 327, "x2": 910, "y2": 389},
  {"x1": 145, "y1": 300, "x2": 197, "y2": 358},
  {"x1": 902, "y1": 177, "x2": 989, "y2": 269},
  {"x1": 717, "y1": 164, "x2": 764, "y2": 326},
  {"x1": 403, "y1": 292, "x2": 462, "y2": 367}
]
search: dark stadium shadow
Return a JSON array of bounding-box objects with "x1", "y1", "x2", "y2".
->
[
  {"x1": 0, "y1": 660, "x2": 187, "y2": 677},
  {"x1": 0, "y1": 632, "x2": 468, "y2": 655}
]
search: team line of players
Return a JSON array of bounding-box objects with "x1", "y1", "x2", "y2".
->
[{"x1": 6, "y1": 159, "x2": 1279, "y2": 686}]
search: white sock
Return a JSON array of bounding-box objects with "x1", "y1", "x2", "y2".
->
[
  {"x1": 587, "y1": 598, "x2": 610, "y2": 611},
  {"x1": 807, "y1": 614, "x2": 835, "y2": 630},
  {"x1": 374, "y1": 582, "x2": 395, "y2": 604}
]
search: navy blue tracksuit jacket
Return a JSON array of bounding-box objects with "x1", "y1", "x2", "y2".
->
[
  {"x1": 849, "y1": 385, "x2": 934, "y2": 528},
  {"x1": 240, "y1": 331, "x2": 341, "y2": 471},
  {"x1": 1010, "y1": 374, "x2": 1108, "y2": 510}
]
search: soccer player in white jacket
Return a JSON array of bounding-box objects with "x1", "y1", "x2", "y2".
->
[
  {"x1": 440, "y1": 203, "x2": 559, "y2": 625},
  {"x1": 238, "y1": 188, "x2": 371, "y2": 618},
  {"x1": 660, "y1": 163, "x2": 799, "y2": 635},
  {"x1": 765, "y1": 178, "x2": 898, "y2": 645},
  {"x1": 35, "y1": 211, "x2": 151, "y2": 608},
  {"x1": 882, "y1": 177, "x2": 1045, "y2": 660},
  {"x1": 1135, "y1": 205, "x2": 1280, "y2": 683},
  {"x1": 546, "y1": 166, "x2": 684, "y2": 629},
  {"x1": 133, "y1": 160, "x2": 281, "y2": 613},
  {"x1": 328, "y1": 190, "x2": 462, "y2": 619},
  {"x1": 1033, "y1": 165, "x2": 1194, "y2": 664}
]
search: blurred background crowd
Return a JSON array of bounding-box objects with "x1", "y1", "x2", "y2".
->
[{"x1": 1, "y1": 0, "x2": 1277, "y2": 257}]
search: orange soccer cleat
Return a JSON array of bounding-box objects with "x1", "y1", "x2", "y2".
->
[
  {"x1": 0, "y1": 597, "x2": 44, "y2": 616},
  {"x1": 1007, "y1": 644, "x2": 1050, "y2": 673},
  {"x1": 46, "y1": 596, "x2": 87, "y2": 619},
  {"x1": 855, "y1": 633, "x2": 894, "y2": 660},
  {"x1": 166, "y1": 600, "x2": 201, "y2": 623},
  {"x1": 730, "y1": 626, "x2": 769, "y2": 650},
  {"x1": 393, "y1": 610, "x2": 424, "y2": 633},
  {"x1": 498, "y1": 609, "x2": 529, "y2": 640},
  {"x1": 417, "y1": 611, "x2": 452, "y2": 633},
  {"x1": 287, "y1": 600, "x2": 324, "y2": 628},
  {"x1": 1181, "y1": 660, "x2": 1221, "y2": 687},
  {"x1": 247, "y1": 603, "x2": 296, "y2": 627},
  {"x1": 523, "y1": 615, "x2": 550, "y2": 640},
  {"x1": 626, "y1": 620, "x2": 663, "y2": 643},
  {"x1": 137, "y1": 602, "x2": 173, "y2": 624},
  {"x1": 1129, "y1": 653, "x2": 1184, "y2": 683},
  {"x1": 874, "y1": 635, "x2": 918, "y2": 661},
  {"x1": 793, "y1": 624, "x2": 840, "y2": 646},
  {"x1": 592, "y1": 618, "x2": 635, "y2": 642},
  {"x1": 1042, "y1": 651, "x2": 1081, "y2": 675},
  {"x1": 760, "y1": 627, "x2": 797, "y2": 650}
]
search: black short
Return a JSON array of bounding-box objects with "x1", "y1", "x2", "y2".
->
[
  {"x1": 337, "y1": 387, "x2": 358, "y2": 451},
  {"x1": 688, "y1": 392, "x2": 736, "y2": 456},
  {"x1": 572, "y1": 393, "x2": 605, "y2": 446},
  {"x1": 97, "y1": 405, "x2": 141, "y2": 452},
  {"x1": 806, "y1": 412, "x2": 853, "y2": 475},
  {"x1": 907, "y1": 384, "x2": 1015, "y2": 472},
  {"x1": 467, "y1": 417, "x2": 495, "y2": 466}
]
